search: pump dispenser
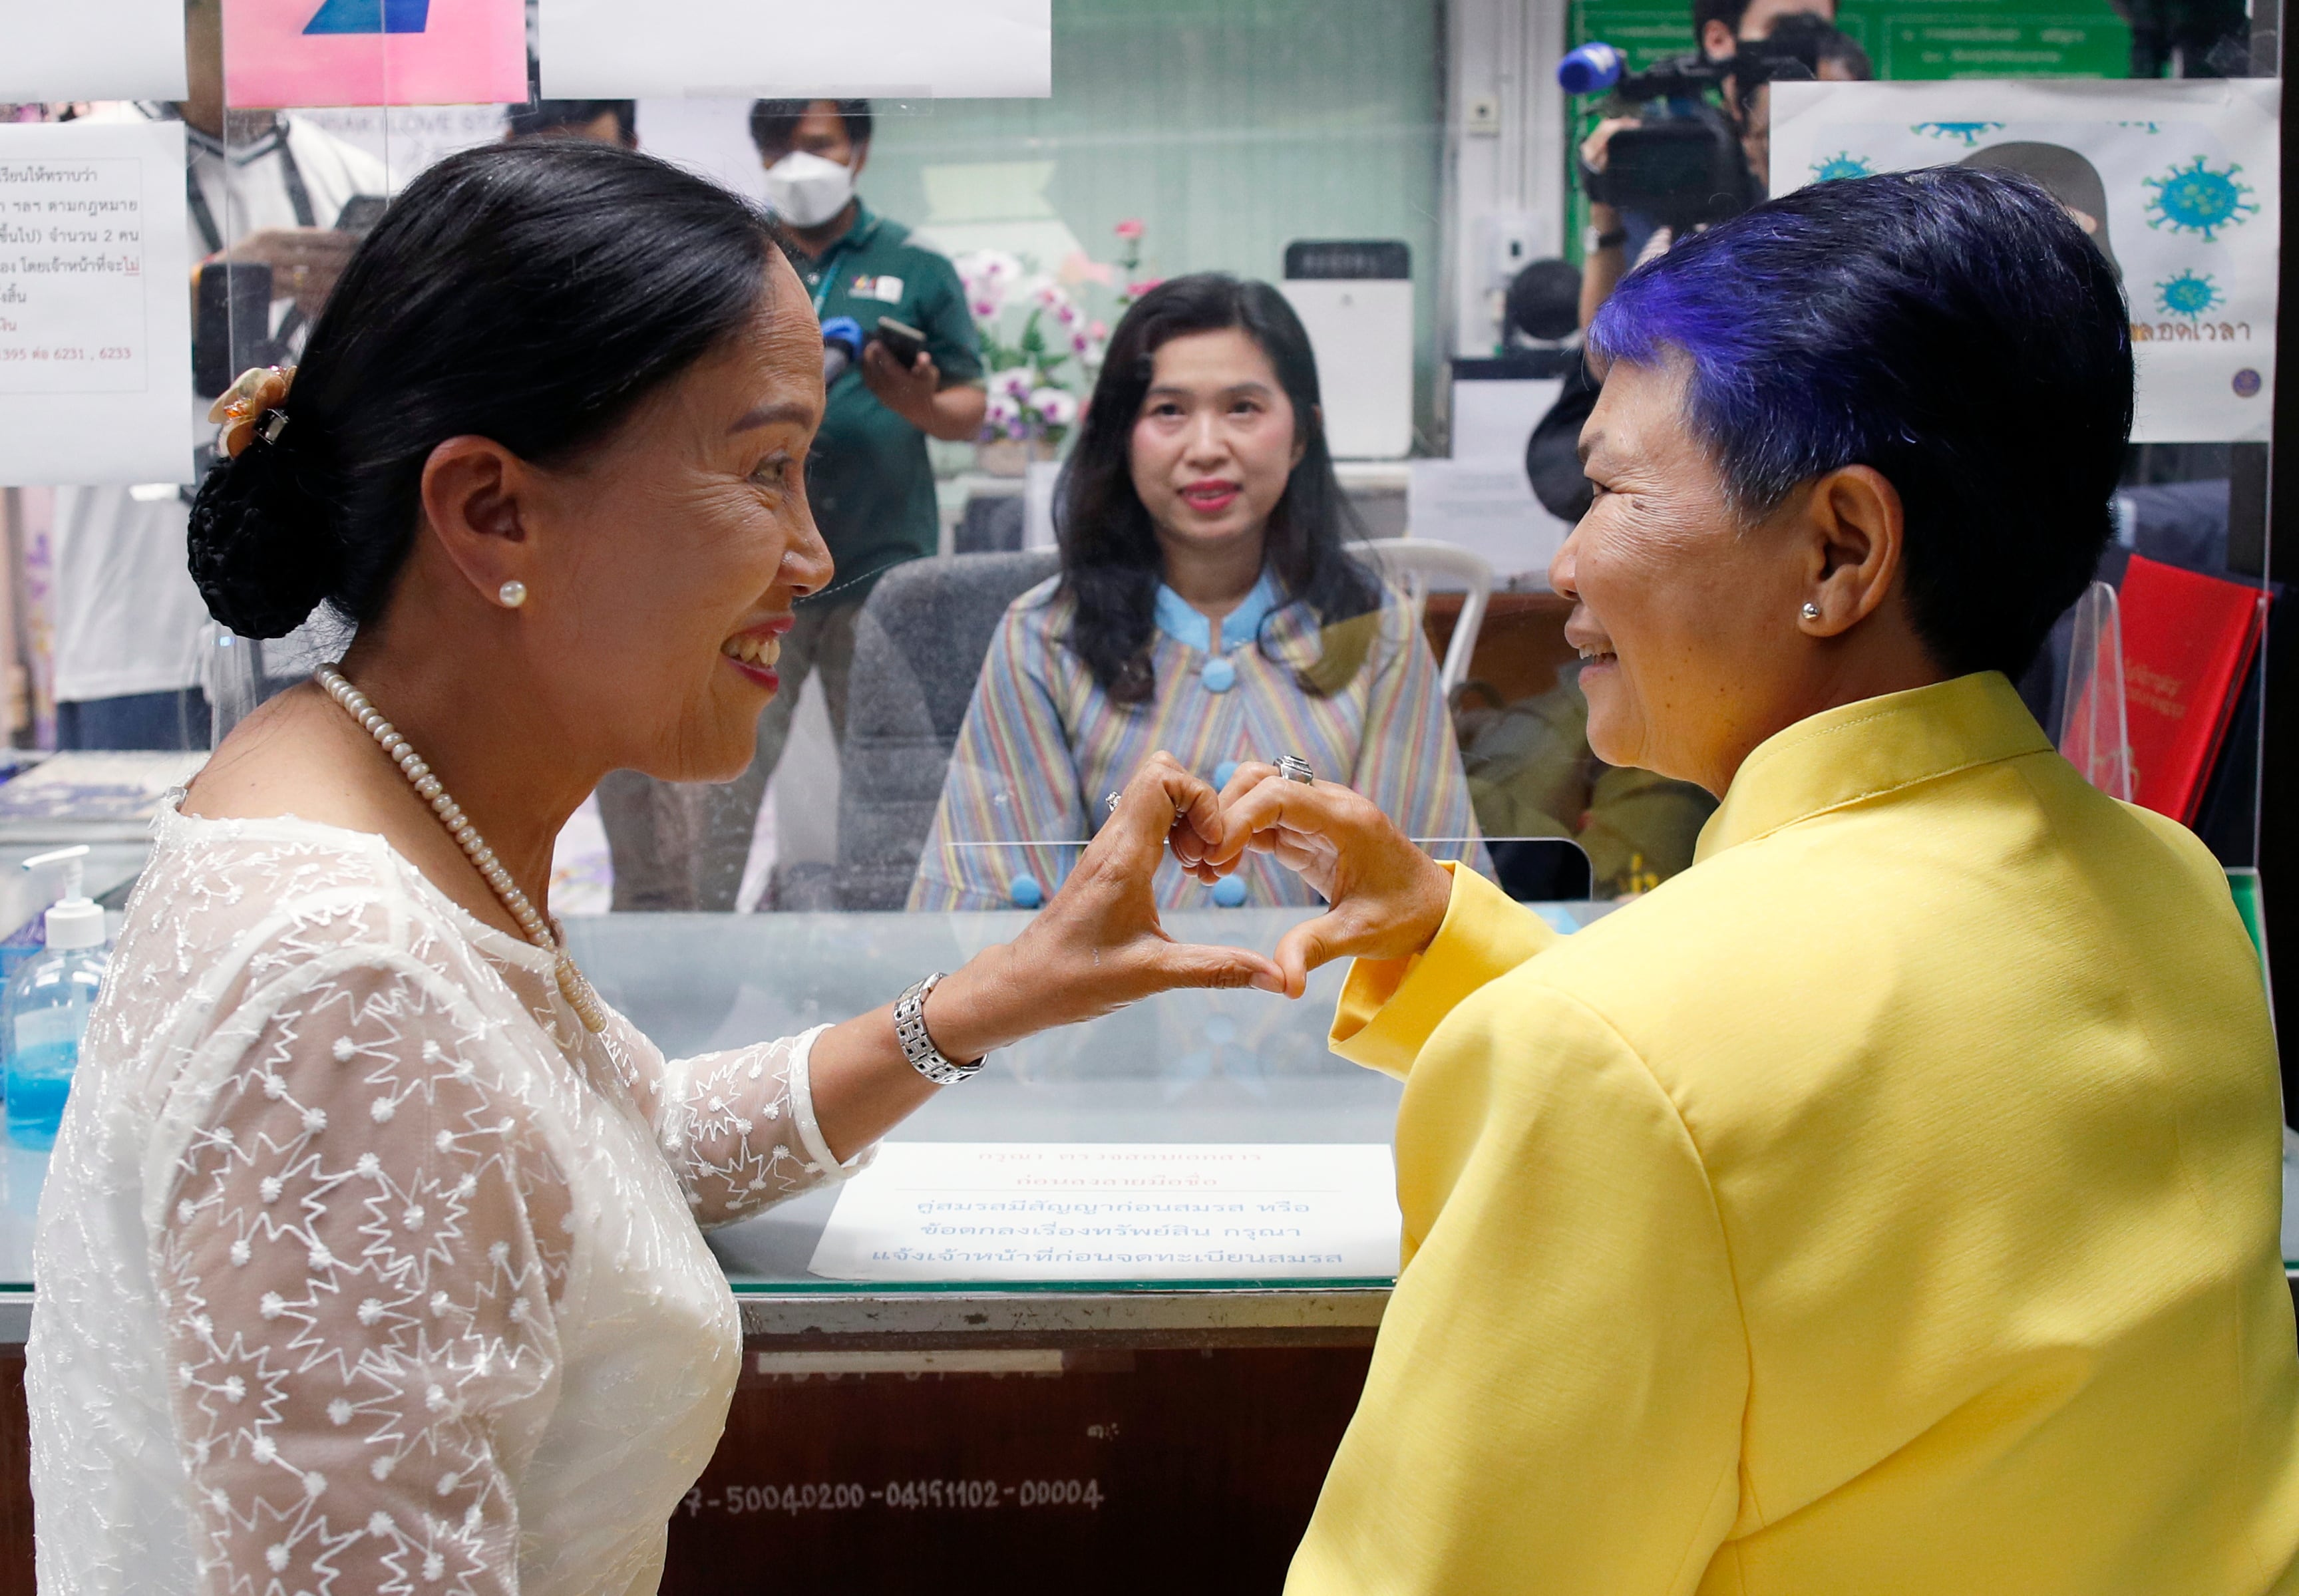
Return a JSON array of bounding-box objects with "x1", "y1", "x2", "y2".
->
[
  {"x1": 5, "y1": 846, "x2": 110, "y2": 1149},
  {"x1": 27, "y1": 847, "x2": 102, "y2": 951}
]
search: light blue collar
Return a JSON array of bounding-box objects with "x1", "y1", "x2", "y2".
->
[{"x1": 1153, "y1": 569, "x2": 1282, "y2": 654}]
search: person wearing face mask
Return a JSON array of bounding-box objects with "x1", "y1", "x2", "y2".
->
[
  {"x1": 908, "y1": 275, "x2": 1478, "y2": 912},
  {"x1": 628, "y1": 96, "x2": 983, "y2": 911}
]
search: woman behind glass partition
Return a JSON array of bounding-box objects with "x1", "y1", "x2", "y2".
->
[
  {"x1": 24, "y1": 142, "x2": 1282, "y2": 1596},
  {"x1": 910, "y1": 275, "x2": 1479, "y2": 911}
]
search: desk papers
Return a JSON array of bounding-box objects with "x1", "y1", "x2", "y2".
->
[
  {"x1": 0, "y1": 120, "x2": 194, "y2": 486},
  {"x1": 808, "y1": 1142, "x2": 1401, "y2": 1283},
  {"x1": 0, "y1": 752, "x2": 206, "y2": 826}
]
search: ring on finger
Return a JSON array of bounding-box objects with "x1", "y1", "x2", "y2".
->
[{"x1": 1275, "y1": 754, "x2": 1316, "y2": 785}]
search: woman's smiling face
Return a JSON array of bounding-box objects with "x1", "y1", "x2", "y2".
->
[
  {"x1": 1127, "y1": 327, "x2": 1305, "y2": 566},
  {"x1": 1554, "y1": 357, "x2": 1813, "y2": 793},
  {"x1": 517, "y1": 249, "x2": 834, "y2": 784}
]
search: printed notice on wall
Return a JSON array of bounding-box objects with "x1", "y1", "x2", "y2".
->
[
  {"x1": 0, "y1": 0, "x2": 188, "y2": 102},
  {"x1": 809, "y1": 1143, "x2": 1402, "y2": 1283},
  {"x1": 0, "y1": 121, "x2": 194, "y2": 486},
  {"x1": 540, "y1": 0, "x2": 1051, "y2": 98},
  {"x1": 1770, "y1": 79, "x2": 2282, "y2": 443}
]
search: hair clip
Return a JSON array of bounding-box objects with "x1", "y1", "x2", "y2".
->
[{"x1": 207, "y1": 365, "x2": 297, "y2": 460}]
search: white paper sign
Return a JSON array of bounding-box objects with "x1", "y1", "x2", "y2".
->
[
  {"x1": 0, "y1": 120, "x2": 195, "y2": 486},
  {"x1": 540, "y1": 0, "x2": 1052, "y2": 98},
  {"x1": 1407, "y1": 459, "x2": 1569, "y2": 587},
  {"x1": 808, "y1": 1142, "x2": 1402, "y2": 1283},
  {"x1": 0, "y1": 121, "x2": 194, "y2": 486},
  {"x1": 0, "y1": 0, "x2": 188, "y2": 101},
  {"x1": 1769, "y1": 79, "x2": 2281, "y2": 443}
]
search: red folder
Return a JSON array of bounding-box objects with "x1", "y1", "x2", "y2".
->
[{"x1": 2117, "y1": 552, "x2": 2267, "y2": 824}]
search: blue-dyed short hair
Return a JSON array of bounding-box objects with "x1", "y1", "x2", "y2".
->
[{"x1": 1588, "y1": 166, "x2": 2133, "y2": 679}]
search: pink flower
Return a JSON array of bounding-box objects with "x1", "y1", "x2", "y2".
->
[
  {"x1": 1030, "y1": 389, "x2": 1079, "y2": 428},
  {"x1": 1087, "y1": 320, "x2": 1108, "y2": 341},
  {"x1": 1114, "y1": 219, "x2": 1145, "y2": 241},
  {"x1": 1127, "y1": 279, "x2": 1164, "y2": 299}
]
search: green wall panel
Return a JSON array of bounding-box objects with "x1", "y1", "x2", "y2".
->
[{"x1": 858, "y1": 0, "x2": 1446, "y2": 441}]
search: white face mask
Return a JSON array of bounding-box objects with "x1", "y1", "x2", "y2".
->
[{"x1": 762, "y1": 150, "x2": 856, "y2": 228}]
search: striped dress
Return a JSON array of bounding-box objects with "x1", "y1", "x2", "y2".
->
[{"x1": 908, "y1": 571, "x2": 1481, "y2": 911}]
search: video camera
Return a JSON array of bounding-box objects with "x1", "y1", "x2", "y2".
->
[{"x1": 1560, "y1": 39, "x2": 1813, "y2": 232}]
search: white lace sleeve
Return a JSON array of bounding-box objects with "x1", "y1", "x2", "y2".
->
[
  {"x1": 648, "y1": 1025, "x2": 874, "y2": 1228},
  {"x1": 156, "y1": 951, "x2": 574, "y2": 1595}
]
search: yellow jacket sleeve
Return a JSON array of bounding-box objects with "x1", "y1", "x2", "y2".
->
[
  {"x1": 1292, "y1": 972, "x2": 1749, "y2": 1595},
  {"x1": 1329, "y1": 865, "x2": 1558, "y2": 1080}
]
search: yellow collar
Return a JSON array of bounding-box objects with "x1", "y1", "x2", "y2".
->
[{"x1": 1694, "y1": 672, "x2": 2053, "y2": 864}]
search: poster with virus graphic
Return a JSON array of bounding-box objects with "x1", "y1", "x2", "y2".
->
[{"x1": 1770, "y1": 79, "x2": 2280, "y2": 442}]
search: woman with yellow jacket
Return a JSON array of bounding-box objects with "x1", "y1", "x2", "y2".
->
[{"x1": 1195, "y1": 167, "x2": 2299, "y2": 1592}]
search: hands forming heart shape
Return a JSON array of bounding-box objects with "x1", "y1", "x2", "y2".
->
[{"x1": 997, "y1": 750, "x2": 1457, "y2": 1031}]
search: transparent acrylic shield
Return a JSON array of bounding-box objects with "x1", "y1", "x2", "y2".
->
[{"x1": 2057, "y1": 577, "x2": 2135, "y2": 803}]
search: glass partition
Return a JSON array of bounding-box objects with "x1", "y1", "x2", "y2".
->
[{"x1": 0, "y1": 0, "x2": 2278, "y2": 1292}]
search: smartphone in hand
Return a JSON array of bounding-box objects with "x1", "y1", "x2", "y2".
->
[{"x1": 871, "y1": 316, "x2": 928, "y2": 367}]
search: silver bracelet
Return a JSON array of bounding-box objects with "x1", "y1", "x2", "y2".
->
[{"x1": 893, "y1": 972, "x2": 983, "y2": 1086}]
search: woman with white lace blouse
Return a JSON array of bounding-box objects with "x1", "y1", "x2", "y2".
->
[{"x1": 25, "y1": 142, "x2": 1284, "y2": 1595}]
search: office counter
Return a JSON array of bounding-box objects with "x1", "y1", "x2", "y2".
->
[{"x1": 0, "y1": 898, "x2": 1604, "y2": 1594}]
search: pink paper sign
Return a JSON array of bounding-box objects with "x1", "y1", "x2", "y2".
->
[{"x1": 224, "y1": 0, "x2": 526, "y2": 108}]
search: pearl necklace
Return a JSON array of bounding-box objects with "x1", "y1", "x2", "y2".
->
[{"x1": 316, "y1": 665, "x2": 608, "y2": 1034}]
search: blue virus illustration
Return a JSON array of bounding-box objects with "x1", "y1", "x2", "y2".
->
[
  {"x1": 1810, "y1": 151, "x2": 1874, "y2": 182},
  {"x1": 2153, "y1": 270, "x2": 2222, "y2": 320},
  {"x1": 2143, "y1": 156, "x2": 2258, "y2": 241},
  {"x1": 1911, "y1": 120, "x2": 2004, "y2": 147},
  {"x1": 2116, "y1": 120, "x2": 2163, "y2": 134}
]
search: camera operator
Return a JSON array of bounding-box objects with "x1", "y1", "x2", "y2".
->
[{"x1": 1576, "y1": 1, "x2": 1866, "y2": 327}]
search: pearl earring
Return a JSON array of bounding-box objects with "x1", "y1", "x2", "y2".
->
[
  {"x1": 1801, "y1": 601, "x2": 1822, "y2": 621},
  {"x1": 498, "y1": 581, "x2": 528, "y2": 609}
]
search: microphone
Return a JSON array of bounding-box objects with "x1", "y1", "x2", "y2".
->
[{"x1": 1557, "y1": 41, "x2": 1626, "y2": 94}]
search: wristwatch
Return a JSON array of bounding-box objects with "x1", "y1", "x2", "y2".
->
[
  {"x1": 893, "y1": 972, "x2": 984, "y2": 1086},
  {"x1": 1585, "y1": 224, "x2": 1630, "y2": 252}
]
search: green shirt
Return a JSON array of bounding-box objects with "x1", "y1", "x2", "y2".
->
[{"x1": 796, "y1": 202, "x2": 983, "y2": 607}]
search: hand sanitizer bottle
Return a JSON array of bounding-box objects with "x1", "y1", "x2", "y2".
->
[{"x1": 4, "y1": 846, "x2": 109, "y2": 1150}]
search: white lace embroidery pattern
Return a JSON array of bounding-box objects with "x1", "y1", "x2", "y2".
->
[{"x1": 27, "y1": 803, "x2": 861, "y2": 1595}]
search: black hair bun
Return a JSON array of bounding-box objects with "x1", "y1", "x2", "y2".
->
[{"x1": 186, "y1": 432, "x2": 342, "y2": 640}]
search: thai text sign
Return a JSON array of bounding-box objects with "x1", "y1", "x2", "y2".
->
[
  {"x1": 0, "y1": 120, "x2": 193, "y2": 484},
  {"x1": 811, "y1": 1142, "x2": 1401, "y2": 1283}
]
